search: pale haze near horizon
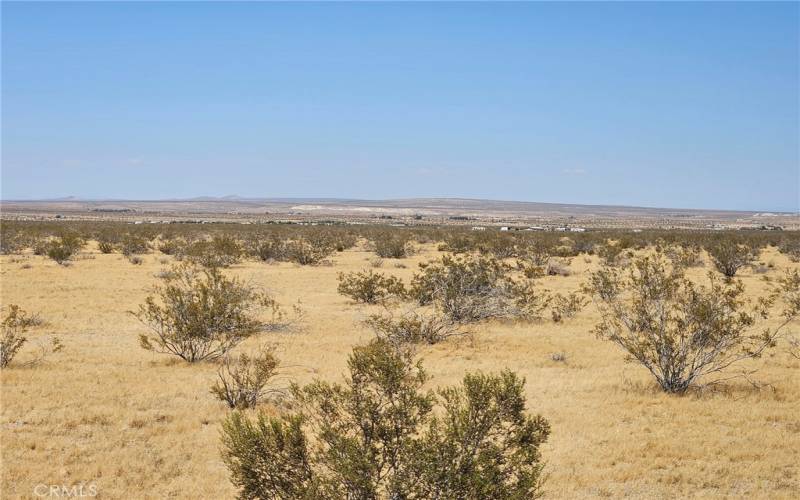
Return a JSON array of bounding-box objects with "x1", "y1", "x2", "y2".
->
[{"x1": 1, "y1": 2, "x2": 798, "y2": 212}]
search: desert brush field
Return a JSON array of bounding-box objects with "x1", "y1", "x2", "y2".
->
[{"x1": 1, "y1": 227, "x2": 799, "y2": 499}]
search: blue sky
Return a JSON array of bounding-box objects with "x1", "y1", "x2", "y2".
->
[{"x1": 2, "y1": 2, "x2": 798, "y2": 211}]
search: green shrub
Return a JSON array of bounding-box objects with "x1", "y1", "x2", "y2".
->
[
  {"x1": 133, "y1": 264, "x2": 275, "y2": 362},
  {"x1": 43, "y1": 234, "x2": 84, "y2": 264},
  {"x1": 283, "y1": 237, "x2": 334, "y2": 266},
  {"x1": 1, "y1": 305, "x2": 60, "y2": 368},
  {"x1": 410, "y1": 254, "x2": 549, "y2": 322},
  {"x1": 98, "y1": 241, "x2": 116, "y2": 254},
  {"x1": 120, "y1": 233, "x2": 150, "y2": 256},
  {"x1": 586, "y1": 254, "x2": 799, "y2": 393},
  {"x1": 706, "y1": 238, "x2": 759, "y2": 278},
  {"x1": 186, "y1": 235, "x2": 242, "y2": 268},
  {"x1": 221, "y1": 339, "x2": 550, "y2": 499},
  {"x1": 1, "y1": 305, "x2": 31, "y2": 368},
  {"x1": 337, "y1": 270, "x2": 407, "y2": 304},
  {"x1": 550, "y1": 291, "x2": 587, "y2": 322},
  {"x1": 211, "y1": 347, "x2": 280, "y2": 409},
  {"x1": 373, "y1": 233, "x2": 412, "y2": 258},
  {"x1": 365, "y1": 310, "x2": 464, "y2": 345}
]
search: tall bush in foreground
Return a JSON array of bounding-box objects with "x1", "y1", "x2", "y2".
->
[
  {"x1": 134, "y1": 264, "x2": 275, "y2": 362},
  {"x1": 221, "y1": 339, "x2": 550, "y2": 499},
  {"x1": 586, "y1": 255, "x2": 799, "y2": 393}
]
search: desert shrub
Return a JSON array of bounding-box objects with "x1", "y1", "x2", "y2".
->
[
  {"x1": 157, "y1": 238, "x2": 185, "y2": 256},
  {"x1": 597, "y1": 241, "x2": 628, "y2": 267},
  {"x1": 518, "y1": 239, "x2": 552, "y2": 267},
  {"x1": 249, "y1": 235, "x2": 286, "y2": 262},
  {"x1": 365, "y1": 310, "x2": 464, "y2": 345},
  {"x1": 283, "y1": 237, "x2": 334, "y2": 266},
  {"x1": 664, "y1": 244, "x2": 704, "y2": 268},
  {"x1": 410, "y1": 254, "x2": 549, "y2": 322},
  {"x1": 373, "y1": 232, "x2": 412, "y2": 258},
  {"x1": 586, "y1": 254, "x2": 799, "y2": 393},
  {"x1": 1, "y1": 305, "x2": 32, "y2": 368},
  {"x1": 1, "y1": 305, "x2": 60, "y2": 368},
  {"x1": 777, "y1": 237, "x2": 800, "y2": 262},
  {"x1": 337, "y1": 270, "x2": 407, "y2": 304},
  {"x1": 211, "y1": 347, "x2": 281, "y2": 409},
  {"x1": 98, "y1": 240, "x2": 116, "y2": 254},
  {"x1": 438, "y1": 232, "x2": 475, "y2": 254},
  {"x1": 134, "y1": 264, "x2": 276, "y2": 362},
  {"x1": 550, "y1": 291, "x2": 587, "y2": 322},
  {"x1": 477, "y1": 233, "x2": 518, "y2": 259},
  {"x1": 706, "y1": 238, "x2": 759, "y2": 278},
  {"x1": 120, "y1": 233, "x2": 150, "y2": 256},
  {"x1": 128, "y1": 255, "x2": 144, "y2": 265},
  {"x1": 187, "y1": 235, "x2": 242, "y2": 268},
  {"x1": 221, "y1": 339, "x2": 550, "y2": 499},
  {"x1": 42, "y1": 234, "x2": 84, "y2": 264}
]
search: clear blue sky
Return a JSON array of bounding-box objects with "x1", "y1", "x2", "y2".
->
[{"x1": 2, "y1": 2, "x2": 798, "y2": 211}]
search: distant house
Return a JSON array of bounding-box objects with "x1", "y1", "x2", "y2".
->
[
  {"x1": 569, "y1": 227, "x2": 586, "y2": 232},
  {"x1": 471, "y1": 226, "x2": 486, "y2": 231},
  {"x1": 526, "y1": 226, "x2": 545, "y2": 231},
  {"x1": 554, "y1": 227, "x2": 568, "y2": 232},
  {"x1": 500, "y1": 226, "x2": 510, "y2": 231}
]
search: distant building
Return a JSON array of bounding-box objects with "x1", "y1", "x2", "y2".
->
[
  {"x1": 499, "y1": 226, "x2": 510, "y2": 231},
  {"x1": 569, "y1": 227, "x2": 586, "y2": 232},
  {"x1": 471, "y1": 226, "x2": 486, "y2": 231}
]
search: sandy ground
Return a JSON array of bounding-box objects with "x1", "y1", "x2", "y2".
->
[{"x1": 1, "y1": 244, "x2": 798, "y2": 499}]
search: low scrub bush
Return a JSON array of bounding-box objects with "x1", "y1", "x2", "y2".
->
[
  {"x1": 337, "y1": 270, "x2": 407, "y2": 304},
  {"x1": 550, "y1": 291, "x2": 587, "y2": 322},
  {"x1": 186, "y1": 235, "x2": 242, "y2": 268},
  {"x1": 42, "y1": 233, "x2": 84, "y2": 264},
  {"x1": 1, "y1": 305, "x2": 32, "y2": 368},
  {"x1": 373, "y1": 232, "x2": 413, "y2": 258},
  {"x1": 133, "y1": 264, "x2": 277, "y2": 362},
  {"x1": 211, "y1": 347, "x2": 281, "y2": 409},
  {"x1": 586, "y1": 254, "x2": 800, "y2": 393},
  {"x1": 410, "y1": 254, "x2": 549, "y2": 322},
  {"x1": 706, "y1": 238, "x2": 759, "y2": 278},
  {"x1": 1, "y1": 305, "x2": 61, "y2": 368},
  {"x1": 221, "y1": 339, "x2": 550, "y2": 499},
  {"x1": 120, "y1": 233, "x2": 151, "y2": 256},
  {"x1": 664, "y1": 244, "x2": 704, "y2": 268},
  {"x1": 283, "y1": 237, "x2": 334, "y2": 266},
  {"x1": 365, "y1": 310, "x2": 464, "y2": 345}
]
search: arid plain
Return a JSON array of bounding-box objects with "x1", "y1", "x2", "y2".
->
[{"x1": 1, "y1": 237, "x2": 798, "y2": 499}]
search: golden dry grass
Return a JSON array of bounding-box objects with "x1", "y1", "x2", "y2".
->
[{"x1": 1, "y1": 243, "x2": 799, "y2": 499}]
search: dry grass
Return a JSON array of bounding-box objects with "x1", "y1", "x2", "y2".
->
[{"x1": 1, "y1": 244, "x2": 798, "y2": 498}]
